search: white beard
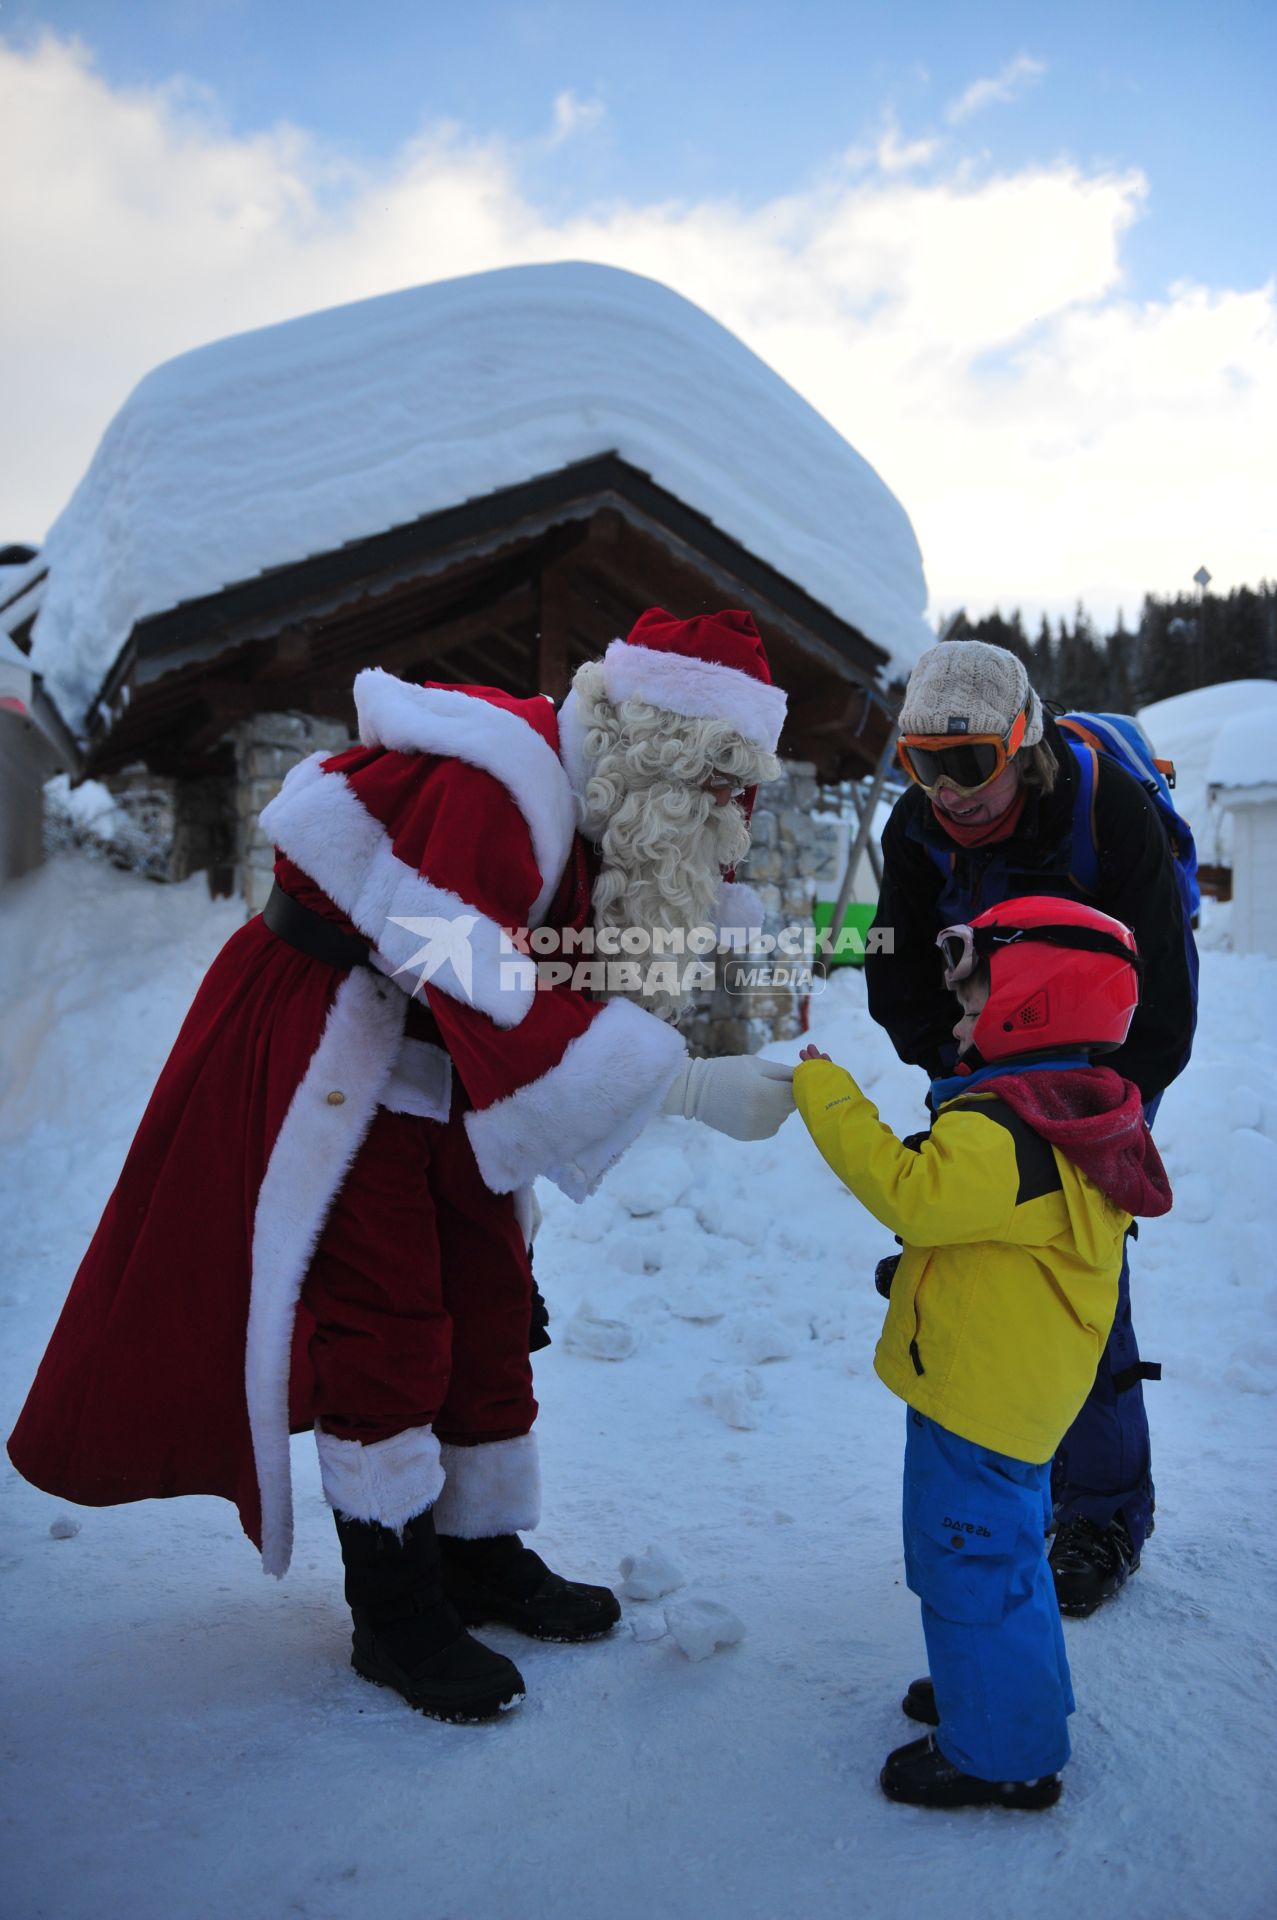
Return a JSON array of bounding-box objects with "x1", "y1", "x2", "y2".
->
[{"x1": 591, "y1": 783, "x2": 752, "y2": 1022}]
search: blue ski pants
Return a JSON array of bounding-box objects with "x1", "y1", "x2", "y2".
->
[{"x1": 904, "y1": 1411, "x2": 1074, "y2": 1782}]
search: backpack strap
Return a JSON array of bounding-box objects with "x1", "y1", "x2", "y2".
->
[
  {"x1": 1056, "y1": 715, "x2": 1104, "y2": 756},
  {"x1": 1065, "y1": 740, "x2": 1101, "y2": 894}
]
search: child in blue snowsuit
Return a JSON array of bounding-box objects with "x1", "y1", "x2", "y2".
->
[{"x1": 795, "y1": 896, "x2": 1173, "y2": 1808}]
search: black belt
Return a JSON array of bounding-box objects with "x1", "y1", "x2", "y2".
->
[
  {"x1": 263, "y1": 883, "x2": 372, "y2": 970},
  {"x1": 262, "y1": 883, "x2": 446, "y2": 1049}
]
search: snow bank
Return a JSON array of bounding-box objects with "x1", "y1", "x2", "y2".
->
[
  {"x1": 23, "y1": 262, "x2": 933, "y2": 733},
  {"x1": 2, "y1": 857, "x2": 1275, "y2": 1920}
]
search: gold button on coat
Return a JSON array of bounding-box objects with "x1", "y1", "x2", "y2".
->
[{"x1": 326, "y1": 1090, "x2": 346, "y2": 1106}]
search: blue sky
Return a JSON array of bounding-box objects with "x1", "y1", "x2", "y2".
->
[
  {"x1": 16, "y1": 0, "x2": 1275, "y2": 294},
  {"x1": 2, "y1": 2, "x2": 1274, "y2": 624}
]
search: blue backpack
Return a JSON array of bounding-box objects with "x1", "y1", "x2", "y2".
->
[
  {"x1": 921, "y1": 707, "x2": 1201, "y2": 1019},
  {"x1": 1055, "y1": 710, "x2": 1201, "y2": 921}
]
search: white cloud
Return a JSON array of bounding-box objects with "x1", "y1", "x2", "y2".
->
[
  {"x1": 2, "y1": 32, "x2": 1273, "y2": 631},
  {"x1": 844, "y1": 115, "x2": 942, "y2": 176},
  {"x1": 946, "y1": 53, "x2": 1047, "y2": 125},
  {"x1": 547, "y1": 88, "x2": 606, "y2": 148}
]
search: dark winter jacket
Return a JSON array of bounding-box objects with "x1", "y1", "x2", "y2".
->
[{"x1": 864, "y1": 717, "x2": 1196, "y2": 1103}]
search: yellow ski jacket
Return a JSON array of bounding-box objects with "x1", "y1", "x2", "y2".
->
[{"x1": 794, "y1": 1061, "x2": 1130, "y2": 1463}]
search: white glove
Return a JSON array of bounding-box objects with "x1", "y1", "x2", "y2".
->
[
  {"x1": 661, "y1": 1055, "x2": 796, "y2": 1141},
  {"x1": 514, "y1": 1183, "x2": 544, "y2": 1249}
]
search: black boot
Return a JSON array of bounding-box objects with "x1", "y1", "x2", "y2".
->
[
  {"x1": 438, "y1": 1532, "x2": 621, "y2": 1642},
  {"x1": 881, "y1": 1733, "x2": 1062, "y2": 1811},
  {"x1": 334, "y1": 1510, "x2": 525, "y2": 1722},
  {"x1": 901, "y1": 1676, "x2": 940, "y2": 1726},
  {"x1": 1049, "y1": 1513, "x2": 1140, "y2": 1617}
]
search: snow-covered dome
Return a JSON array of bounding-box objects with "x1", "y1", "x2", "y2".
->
[
  {"x1": 1141, "y1": 679, "x2": 1277, "y2": 863},
  {"x1": 21, "y1": 262, "x2": 931, "y2": 734}
]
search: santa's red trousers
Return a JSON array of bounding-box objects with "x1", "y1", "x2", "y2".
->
[{"x1": 302, "y1": 1096, "x2": 538, "y2": 1446}]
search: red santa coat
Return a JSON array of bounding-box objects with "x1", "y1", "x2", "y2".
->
[{"x1": 9, "y1": 671, "x2": 702, "y2": 1575}]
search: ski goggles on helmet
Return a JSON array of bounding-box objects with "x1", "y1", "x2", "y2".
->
[
  {"x1": 936, "y1": 919, "x2": 1145, "y2": 990},
  {"x1": 897, "y1": 704, "x2": 1030, "y2": 794}
]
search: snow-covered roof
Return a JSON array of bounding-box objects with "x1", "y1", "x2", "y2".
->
[
  {"x1": 20, "y1": 262, "x2": 932, "y2": 736},
  {"x1": 1140, "y1": 679, "x2": 1277, "y2": 853},
  {"x1": 1207, "y1": 709, "x2": 1277, "y2": 799}
]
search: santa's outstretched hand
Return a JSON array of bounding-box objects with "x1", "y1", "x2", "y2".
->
[{"x1": 662, "y1": 1055, "x2": 796, "y2": 1140}]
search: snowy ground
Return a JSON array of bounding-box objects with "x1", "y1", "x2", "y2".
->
[{"x1": 3, "y1": 853, "x2": 1276, "y2": 1920}]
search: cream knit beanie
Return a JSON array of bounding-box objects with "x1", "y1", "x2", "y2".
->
[{"x1": 898, "y1": 641, "x2": 1043, "y2": 745}]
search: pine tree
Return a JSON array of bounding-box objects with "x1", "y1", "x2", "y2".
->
[
  {"x1": 1030, "y1": 615, "x2": 1056, "y2": 702},
  {"x1": 1055, "y1": 604, "x2": 1107, "y2": 709},
  {"x1": 1105, "y1": 612, "x2": 1134, "y2": 712},
  {"x1": 937, "y1": 585, "x2": 1276, "y2": 713}
]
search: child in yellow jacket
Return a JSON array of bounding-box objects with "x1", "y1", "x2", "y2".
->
[{"x1": 794, "y1": 895, "x2": 1172, "y2": 1810}]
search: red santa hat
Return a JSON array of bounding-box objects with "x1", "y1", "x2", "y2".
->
[{"x1": 598, "y1": 608, "x2": 787, "y2": 752}]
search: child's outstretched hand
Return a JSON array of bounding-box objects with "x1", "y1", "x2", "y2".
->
[{"x1": 798, "y1": 1043, "x2": 832, "y2": 1063}]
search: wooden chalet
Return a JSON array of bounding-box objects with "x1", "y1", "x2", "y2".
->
[{"x1": 39, "y1": 453, "x2": 898, "y2": 793}]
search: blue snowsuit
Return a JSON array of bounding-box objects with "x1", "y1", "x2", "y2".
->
[{"x1": 905, "y1": 1411, "x2": 1074, "y2": 1781}]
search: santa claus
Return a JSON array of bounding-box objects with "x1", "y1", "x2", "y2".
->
[{"x1": 9, "y1": 607, "x2": 796, "y2": 1722}]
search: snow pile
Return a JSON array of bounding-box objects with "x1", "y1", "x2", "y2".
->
[
  {"x1": 41, "y1": 771, "x2": 172, "y2": 877},
  {"x1": 2, "y1": 854, "x2": 1276, "y2": 1920},
  {"x1": 617, "y1": 1544, "x2": 687, "y2": 1602},
  {"x1": 664, "y1": 1596, "x2": 746, "y2": 1662},
  {"x1": 22, "y1": 262, "x2": 933, "y2": 733}
]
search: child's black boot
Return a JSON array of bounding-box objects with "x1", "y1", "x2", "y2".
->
[
  {"x1": 881, "y1": 1733, "x2": 1062, "y2": 1810},
  {"x1": 901, "y1": 1676, "x2": 940, "y2": 1725}
]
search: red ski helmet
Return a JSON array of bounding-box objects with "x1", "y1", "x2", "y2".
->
[{"x1": 937, "y1": 895, "x2": 1142, "y2": 1064}]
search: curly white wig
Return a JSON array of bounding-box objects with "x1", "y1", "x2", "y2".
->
[{"x1": 570, "y1": 660, "x2": 780, "y2": 1020}]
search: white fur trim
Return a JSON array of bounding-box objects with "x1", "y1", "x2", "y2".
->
[
  {"x1": 247, "y1": 968, "x2": 406, "y2": 1578},
  {"x1": 433, "y1": 1434, "x2": 542, "y2": 1538},
  {"x1": 555, "y1": 686, "x2": 592, "y2": 829},
  {"x1": 716, "y1": 881, "x2": 768, "y2": 950},
  {"x1": 379, "y1": 1037, "x2": 452, "y2": 1121},
  {"x1": 260, "y1": 755, "x2": 536, "y2": 1027},
  {"x1": 464, "y1": 997, "x2": 687, "y2": 1201},
  {"x1": 603, "y1": 638, "x2": 787, "y2": 752},
  {"x1": 354, "y1": 672, "x2": 575, "y2": 922},
  {"x1": 314, "y1": 1424, "x2": 445, "y2": 1529}
]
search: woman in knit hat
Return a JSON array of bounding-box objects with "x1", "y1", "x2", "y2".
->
[{"x1": 864, "y1": 638, "x2": 1196, "y2": 1616}]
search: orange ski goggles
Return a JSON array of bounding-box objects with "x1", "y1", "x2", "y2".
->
[{"x1": 897, "y1": 703, "x2": 1030, "y2": 794}]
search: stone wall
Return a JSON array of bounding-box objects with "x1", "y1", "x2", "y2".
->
[{"x1": 230, "y1": 711, "x2": 354, "y2": 913}]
